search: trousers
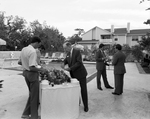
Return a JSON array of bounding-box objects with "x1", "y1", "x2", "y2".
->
[{"x1": 22, "y1": 70, "x2": 39, "y2": 119}]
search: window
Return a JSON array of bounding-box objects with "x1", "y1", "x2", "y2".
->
[
  {"x1": 132, "y1": 36, "x2": 138, "y2": 41},
  {"x1": 101, "y1": 35, "x2": 111, "y2": 39},
  {"x1": 114, "y1": 38, "x2": 118, "y2": 41}
]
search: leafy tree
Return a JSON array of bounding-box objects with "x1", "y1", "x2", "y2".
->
[
  {"x1": 75, "y1": 28, "x2": 85, "y2": 36},
  {"x1": 43, "y1": 27, "x2": 65, "y2": 52},
  {"x1": 91, "y1": 44, "x2": 97, "y2": 53},
  {"x1": 17, "y1": 28, "x2": 32, "y2": 50},
  {"x1": 138, "y1": 32, "x2": 150, "y2": 51},
  {"x1": 69, "y1": 34, "x2": 82, "y2": 44},
  {"x1": 140, "y1": 0, "x2": 150, "y2": 25},
  {"x1": 30, "y1": 20, "x2": 65, "y2": 52},
  {"x1": 144, "y1": 19, "x2": 150, "y2": 25},
  {"x1": 131, "y1": 45, "x2": 143, "y2": 62},
  {"x1": 122, "y1": 44, "x2": 131, "y2": 57},
  {"x1": 0, "y1": 12, "x2": 28, "y2": 50},
  {"x1": 82, "y1": 45, "x2": 89, "y2": 55},
  {"x1": 68, "y1": 28, "x2": 84, "y2": 44},
  {"x1": 30, "y1": 20, "x2": 43, "y2": 37},
  {"x1": 108, "y1": 44, "x2": 116, "y2": 56},
  {"x1": 0, "y1": 11, "x2": 65, "y2": 51},
  {"x1": 0, "y1": 11, "x2": 7, "y2": 40}
]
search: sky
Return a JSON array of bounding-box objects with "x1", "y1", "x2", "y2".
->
[{"x1": 0, "y1": 0, "x2": 150, "y2": 38}]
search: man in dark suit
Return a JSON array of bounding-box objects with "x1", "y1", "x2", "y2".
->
[
  {"x1": 0, "y1": 80, "x2": 3, "y2": 89},
  {"x1": 61, "y1": 42, "x2": 89, "y2": 112},
  {"x1": 112, "y1": 44, "x2": 126, "y2": 95},
  {"x1": 96, "y1": 43, "x2": 113, "y2": 90}
]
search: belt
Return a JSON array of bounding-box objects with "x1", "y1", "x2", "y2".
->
[{"x1": 24, "y1": 70, "x2": 38, "y2": 73}]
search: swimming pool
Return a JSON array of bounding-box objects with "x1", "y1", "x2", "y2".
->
[
  {"x1": 0, "y1": 59, "x2": 96, "y2": 76},
  {"x1": 0, "y1": 60, "x2": 64, "y2": 71}
]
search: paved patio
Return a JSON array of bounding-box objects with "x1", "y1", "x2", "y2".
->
[{"x1": 0, "y1": 62, "x2": 150, "y2": 119}]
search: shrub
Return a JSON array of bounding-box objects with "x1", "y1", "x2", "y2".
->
[{"x1": 131, "y1": 45, "x2": 143, "y2": 62}]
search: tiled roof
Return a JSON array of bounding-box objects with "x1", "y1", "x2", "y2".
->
[
  {"x1": 129, "y1": 29, "x2": 150, "y2": 35},
  {"x1": 105, "y1": 28, "x2": 127, "y2": 34},
  {"x1": 105, "y1": 28, "x2": 150, "y2": 35},
  {"x1": 83, "y1": 26, "x2": 150, "y2": 36}
]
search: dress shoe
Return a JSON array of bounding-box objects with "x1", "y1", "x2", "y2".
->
[
  {"x1": 112, "y1": 92, "x2": 121, "y2": 95},
  {"x1": 84, "y1": 107, "x2": 89, "y2": 112},
  {"x1": 105, "y1": 62, "x2": 110, "y2": 66},
  {"x1": 98, "y1": 87, "x2": 103, "y2": 90},
  {"x1": 106, "y1": 86, "x2": 114, "y2": 89},
  {"x1": 38, "y1": 116, "x2": 41, "y2": 119},
  {"x1": 21, "y1": 115, "x2": 40, "y2": 119},
  {"x1": 0, "y1": 84, "x2": 2, "y2": 88},
  {"x1": 21, "y1": 115, "x2": 30, "y2": 119},
  {"x1": 0, "y1": 80, "x2": 4, "y2": 83}
]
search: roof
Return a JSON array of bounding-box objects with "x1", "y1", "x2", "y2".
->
[
  {"x1": 82, "y1": 26, "x2": 150, "y2": 37},
  {"x1": 105, "y1": 28, "x2": 127, "y2": 35},
  {"x1": 129, "y1": 29, "x2": 150, "y2": 35},
  {"x1": 82, "y1": 26, "x2": 111, "y2": 36},
  {"x1": 104, "y1": 28, "x2": 150, "y2": 35}
]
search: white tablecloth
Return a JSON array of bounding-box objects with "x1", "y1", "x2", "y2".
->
[{"x1": 40, "y1": 80, "x2": 80, "y2": 119}]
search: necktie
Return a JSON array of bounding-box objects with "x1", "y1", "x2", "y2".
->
[
  {"x1": 68, "y1": 52, "x2": 71, "y2": 64},
  {"x1": 68, "y1": 52, "x2": 71, "y2": 58},
  {"x1": 102, "y1": 50, "x2": 105, "y2": 57}
]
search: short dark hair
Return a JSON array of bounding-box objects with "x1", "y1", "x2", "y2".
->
[
  {"x1": 145, "y1": 54, "x2": 149, "y2": 58},
  {"x1": 99, "y1": 43, "x2": 105, "y2": 48},
  {"x1": 31, "y1": 36, "x2": 41, "y2": 43},
  {"x1": 65, "y1": 42, "x2": 72, "y2": 46},
  {"x1": 115, "y1": 44, "x2": 122, "y2": 50}
]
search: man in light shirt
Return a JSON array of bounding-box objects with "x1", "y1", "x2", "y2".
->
[{"x1": 19, "y1": 36, "x2": 48, "y2": 119}]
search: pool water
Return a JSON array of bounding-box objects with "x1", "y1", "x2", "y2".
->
[
  {"x1": 0, "y1": 60, "x2": 96, "y2": 77},
  {"x1": 1, "y1": 61, "x2": 64, "y2": 71}
]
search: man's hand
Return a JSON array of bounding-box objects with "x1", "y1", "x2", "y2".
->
[
  {"x1": 18, "y1": 60, "x2": 22, "y2": 65},
  {"x1": 102, "y1": 57, "x2": 106, "y2": 60},
  {"x1": 61, "y1": 63, "x2": 65, "y2": 69},
  {"x1": 40, "y1": 67, "x2": 48, "y2": 73},
  {"x1": 64, "y1": 67, "x2": 71, "y2": 71}
]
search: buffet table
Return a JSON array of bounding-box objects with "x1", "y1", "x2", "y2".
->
[{"x1": 40, "y1": 80, "x2": 80, "y2": 119}]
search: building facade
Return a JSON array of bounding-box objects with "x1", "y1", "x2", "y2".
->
[{"x1": 78, "y1": 23, "x2": 150, "y2": 49}]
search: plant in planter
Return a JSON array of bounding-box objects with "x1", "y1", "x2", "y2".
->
[{"x1": 40, "y1": 69, "x2": 71, "y2": 85}]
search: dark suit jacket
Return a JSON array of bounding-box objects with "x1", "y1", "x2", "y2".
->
[
  {"x1": 64, "y1": 48, "x2": 87, "y2": 80},
  {"x1": 95, "y1": 49, "x2": 105, "y2": 70},
  {"x1": 112, "y1": 51, "x2": 126, "y2": 74}
]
